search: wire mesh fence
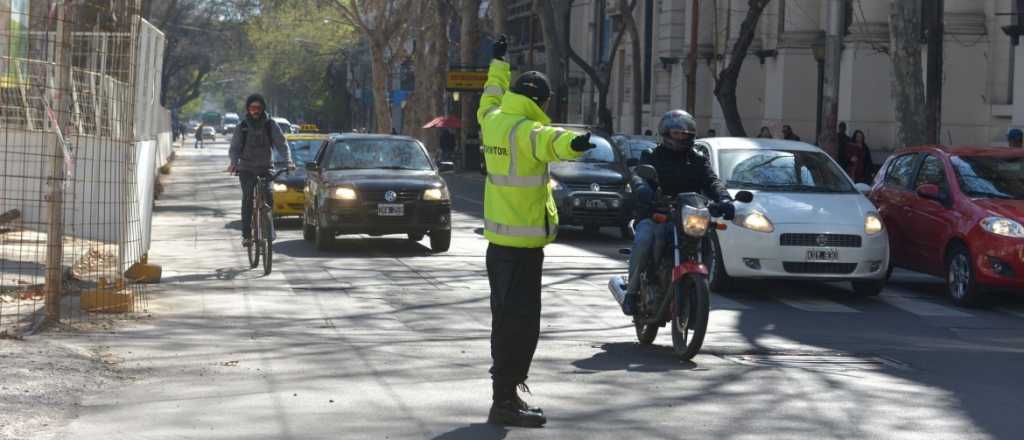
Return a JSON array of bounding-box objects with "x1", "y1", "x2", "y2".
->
[{"x1": 1, "y1": 0, "x2": 169, "y2": 336}]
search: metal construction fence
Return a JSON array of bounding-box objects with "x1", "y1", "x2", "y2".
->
[{"x1": 0, "y1": 1, "x2": 172, "y2": 336}]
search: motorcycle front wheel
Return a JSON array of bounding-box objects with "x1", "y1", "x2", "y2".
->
[{"x1": 671, "y1": 273, "x2": 710, "y2": 360}]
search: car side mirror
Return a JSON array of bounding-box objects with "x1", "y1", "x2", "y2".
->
[
  {"x1": 916, "y1": 184, "x2": 945, "y2": 203},
  {"x1": 854, "y1": 183, "x2": 872, "y2": 195},
  {"x1": 734, "y1": 191, "x2": 754, "y2": 204},
  {"x1": 626, "y1": 158, "x2": 639, "y2": 167},
  {"x1": 438, "y1": 161, "x2": 455, "y2": 173},
  {"x1": 634, "y1": 164, "x2": 658, "y2": 182},
  {"x1": 305, "y1": 162, "x2": 320, "y2": 172}
]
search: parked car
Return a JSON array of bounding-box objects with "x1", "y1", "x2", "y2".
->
[
  {"x1": 271, "y1": 133, "x2": 328, "y2": 219},
  {"x1": 201, "y1": 126, "x2": 216, "y2": 141},
  {"x1": 272, "y1": 117, "x2": 294, "y2": 135},
  {"x1": 302, "y1": 134, "x2": 455, "y2": 252},
  {"x1": 698, "y1": 138, "x2": 890, "y2": 296},
  {"x1": 869, "y1": 146, "x2": 1024, "y2": 306},
  {"x1": 548, "y1": 126, "x2": 634, "y2": 238},
  {"x1": 222, "y1": 112, "x2": 240, "y2": 135}
]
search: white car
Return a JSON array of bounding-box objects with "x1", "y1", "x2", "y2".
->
[{"x1": 697, "y1": 138, "x2": 889, "y2": 296}]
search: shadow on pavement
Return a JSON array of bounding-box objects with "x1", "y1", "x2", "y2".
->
[
  {"x1": 571, "y1": 342, "x2": 698, "y2": 373},
  {"x1": 431, "y1": 423, "x2": 509, "y2": 440},
  {"x1": 273, "y1": 237, "x2": 434, "y2": 259}
]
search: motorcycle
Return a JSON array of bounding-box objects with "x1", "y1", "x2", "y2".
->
[{"x1": 609, "y1": 165, "x2": 753, "y2": 360}]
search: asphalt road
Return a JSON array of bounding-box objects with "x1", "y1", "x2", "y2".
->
[{"x1": 59, "y1": 140, "x2": 1024, "y2": 440}]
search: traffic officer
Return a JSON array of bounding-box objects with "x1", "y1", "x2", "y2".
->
[{"x1": 478, "y1": 35, "x2": 594, "y2": 428}]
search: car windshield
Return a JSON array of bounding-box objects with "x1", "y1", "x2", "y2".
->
[
  {"x1": 273, "y1": 140, "x2": 321, "y2": 166},
  {"x1": 951, "y1": 155, "x2": 1024, "y2": 200},
  {"x1": 326, "y1": 139, "x2": 432, "y2": 171},
  {"x1": 720, "y1": 149, "x2": 855, "y2": 193},
  {"x1": 572, "y1": 135, "x2": 616, "y2": 163},
  {"x1": 624, "y1": 139, "x2": 657, "y2": 160}
]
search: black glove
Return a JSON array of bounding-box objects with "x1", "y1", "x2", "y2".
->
[
  {"x1": 493, "y1": 35, "x2": 508, "y2": 61},
  {"x1": 571, "y1": 132, "x2": 594, "y2": 152},
  {"x1": 713, "y1": 202, "x2": 736, "y2": 221}
]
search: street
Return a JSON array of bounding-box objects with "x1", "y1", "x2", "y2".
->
[{"x1": 60, "y1": 140, "x2": 1024, "y2": 440}]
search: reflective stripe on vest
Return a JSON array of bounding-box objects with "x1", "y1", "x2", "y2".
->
[
  {"x1": 488, "y1": 173, "x2": 548, "y2": 187},
  {"x1": 485, "y1": 220, "x2": 548, "y2": 237},
  {"x1": 507, "y1": 118, "x2": 531, "y2": 177},
  {"x1": 483, "y1": 85, "x2": 504, "y2": 96},
  {"x1": 530, "y1": 127, "x2": 572, "y2": 162}
]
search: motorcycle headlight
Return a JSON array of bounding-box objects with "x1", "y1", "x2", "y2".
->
[
  {"x1": 865, "y1": 212, "x2": 884, "y2": 235},
  {"x1": 735, "y1": 210, "x2": 774, "y2": 233},
  {"x1": 681, "y1": 206, "x2": 711, "y2": 238},
  {"x1": 981, "y1": 216, "x2": 1024, "y2": 238},
  {"x1": 423, "y1": 187, "x2": 449, "y2": 201},
  {"x1": 332, "y1": 187, "x2": 357, "y2": 200},
  {"x1": 272, "y1": 183, "x2": 288, "y2": 193},
  {"x1": 549, "y1": 178, "x2": 564, "y2": 191}
]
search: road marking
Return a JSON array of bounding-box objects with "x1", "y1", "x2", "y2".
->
[
  {"x1": 452, "y1": 193, "x2": 483, "y2": 207},
  {"x1": 879, "y1": 294, "x2": 974, "y2": 318},
  {"x1": 711, "y1": 293, "x2": 751, "y2": 310},
  {"x1": 777, "y1": 297, "x2": 860, "y2": 313},
  {"x1": 995, "y1": 306, "x2": 1024, "y2": 319}
]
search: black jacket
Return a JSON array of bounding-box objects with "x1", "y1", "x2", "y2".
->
[
  {"x1": 630, "y1": 144, "x2": 730, "y2": 220},
  {"x1": 229, "y1": 114, "x2": 291, "y2": 173}
]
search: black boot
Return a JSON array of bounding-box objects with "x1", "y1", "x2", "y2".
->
[
  {"x1": 488, "y1": 400, "x2": 546, "y2": 428},
  {"x1": 513, "y1": 383, "x2": 543, "y2": 415}
]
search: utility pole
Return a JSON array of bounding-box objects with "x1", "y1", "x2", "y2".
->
[
  {"x1": 45, "y1": 1, "x2": 73, "y2": 324},
  {"x1": 686, "y1": 0, "x2": 700, "y2": 114},
  {"x1": 925, "y1": 0, "x2": 944, "y2": 144},
  {"x1": 818, "y1": 0, "x2": 845, "y2": 158}
]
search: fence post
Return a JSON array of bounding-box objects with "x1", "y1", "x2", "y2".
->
[{"x1": 44, "y1": 1, "x2": 74, "y2": 324}]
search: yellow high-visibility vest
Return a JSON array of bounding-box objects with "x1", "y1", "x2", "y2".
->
[{"x1": 477, "y1": 60, "x2": 582, "y2": 248}]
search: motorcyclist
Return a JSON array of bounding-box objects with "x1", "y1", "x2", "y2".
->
[{"x1": 623, "y1": 110, "x2": 733, "y2": 315}]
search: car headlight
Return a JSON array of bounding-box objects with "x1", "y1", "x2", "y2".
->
[
  {"x1": 735, "y1": 210, "x2": 774, "y2": 233},
  {"x1": 865, "y1": 212, "x2": 884, "y2": 235},
  {"x1": 981, "y1": 216, "x2": 1024, "y2": 238},
  {"x1": 272, "y1": 183, "x2": 288, "y2": 193},
  {"x1": 624, "y1": 184, "x2": 632, "y2": 194},
  {"x1": 332, "y1": 187, "x2": 357, "y2": 200},
  {"x1": 423, "y1": 187, "x2": 450, "y2": 201},
  {"x1": 681, "y1": 206, "x2": 711, "y2": 238},
  {"x1": 549, "y1": 178, "x2": 564, "y2": 191}
]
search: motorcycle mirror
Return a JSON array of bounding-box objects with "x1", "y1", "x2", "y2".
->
[
  {"x1": 634, "y1": 164, "x2": 658, "y2": 182},
  {"x1": 734, "y1": 190, "x2": 754, "y2": 203}
]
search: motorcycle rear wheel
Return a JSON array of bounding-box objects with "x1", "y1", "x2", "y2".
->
[
  {"x1": 634, "y1": 319, "x2": 659, "y2": 345},
  {"x1": 671, "y1": 273, "x2": 710, "y2": 360}
]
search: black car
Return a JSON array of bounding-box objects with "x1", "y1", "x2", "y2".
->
[
  {"x1": 548, "y1": 128, "x2": 634, "y2": 238},
  {"x1": 302, "y1": 134, "x2": 455, "y2": 252}
]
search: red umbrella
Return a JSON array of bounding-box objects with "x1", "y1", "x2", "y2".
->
[{"x1": 423, "y1": 116, "x2": 462, "y2": 129}]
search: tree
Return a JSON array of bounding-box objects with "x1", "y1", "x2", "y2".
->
[
  {"x1": 567, "y1": 0, "x2": 634, "y2": 133},
  {"x1": 713, "y1": 0, "x2": 771, "y2": 137},
  {"x1": 890, "y1": 0, "x2": 927, "y2": 148},
  {"x1": 619, "y1": 0, "x2": 643, "y2": 134},
  {"x1": 460, "y1": 0, "x2": 482, "y2": 153},
  {"x1": 328, "y1": 0, "x2": 415, "y2": 134},
  {"x1": 925, "y1": 0, "x2": 944, "y2": 145},
  {"x1": 404, "y1": 0, "x2": 452, "y2": 154},
  {"x1": 491, "y1": 0, "x2": 508, "y2": 34},
  {"x1": 538, "y1": 0, "x2": 572, "y2": 122}
]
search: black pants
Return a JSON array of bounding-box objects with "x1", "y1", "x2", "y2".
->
[
  {"x1": 239, "y1": 170, "x2": 274, "y2": 241},
  {"x1": 487, "y1": 243, "x2": 544, "y2": 401}
]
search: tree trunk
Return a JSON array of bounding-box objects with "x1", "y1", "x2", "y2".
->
[
  {"x1": 460, "y1": 0, "x2": 481, "y2": 163},
  {"x1": 925, "y1": 0, "x2": 944, "y2": 144},
  {"x1": 368, "y1": 40, "x2": 393, "y2": 134},
  {"x1": 713, "y1": 0, "x2": 771, "y2": 137},
  {"x1": 492, "y1": 0, "x2": 508, "y2": 34},
  {"x1": 406, "y1": 0, "x2": 451, "y2": 156},
  {"x1": 537, "y1": 0, "x2": 571, "y2": 122},
  {"x1": 890, "y1": 0, "x2": 927, "y2": 148},
  {"x1": 621, "y1": 0, "x2": 643, "y2": 134}
]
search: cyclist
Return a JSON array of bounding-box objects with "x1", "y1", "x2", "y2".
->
[
  {"x1": 622, "y1": 110, "x2": 733, "y2": 315},
  {"x1": 228, "y1": 94, "x2": 294, "y2": 248}
]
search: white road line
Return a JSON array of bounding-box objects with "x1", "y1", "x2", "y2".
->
[
  {"x1": 995, "y1": 306, "x2": 1024, "y2": 319},
  {"x1": 711, "y1": 293, "x2": 751, "y2": 310},
  {"x1": 879, "y1": 294, "x2": 974, "y2": 318},
  {"x1": 452, "y1": 193, "x2": 483, "y2": 206},
  {"x1": 777, "y1": 297, "x2": 860, "y2": 313}
]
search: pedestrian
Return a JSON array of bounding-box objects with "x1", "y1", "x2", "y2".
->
[
  {"x1": 478, "y1": 35, "x2": 594, "y2": 428},
  {"x1": 440, "y1": 128, "x2": 455, "y2": 162},
  {"x1": 782, "y1": 125, "x2": 801, "y2": 141},
  {"x1": 836, "y1": 121, "x2": 851, "y2": 164},
  {"x1": 841, "y1": 130, "x2": 874, "y2": 184},
  {"x1": 1008, "y1": 128, "x2": 1023, "y2": 148},
  {"x1": 227, "y1": 93, "x2": 294, "y2": 248},
  {"x1": 706, "y1": 129, "x2": 717, "y2": 138},
  {"x1": 757, "y1": 126, "x2": 773, "y2": 138},
  {"x1": 194, "y1": 123, "x2": 205, "y2": 149},
  {"x1": 644, "y1": 129, "x2": 653, "y2": 136}
]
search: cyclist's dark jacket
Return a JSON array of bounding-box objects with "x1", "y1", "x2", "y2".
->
[
  {"x1": 629, "y1": 144, "x2": 730, "y2": 220},
  {"x1": 229, "y1": 112, "x2": 290, "y2": 173}
]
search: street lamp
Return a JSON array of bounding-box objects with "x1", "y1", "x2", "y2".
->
[{"x1": 811, "y1": 31, "x2": 827, "y2": 145}]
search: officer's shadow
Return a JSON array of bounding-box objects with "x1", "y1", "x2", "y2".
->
[
  {"x1": 432, "y1": 423, "x2": 508, "y2": 439},
  {"x1": 572, "y1": 342, "x2": 698, "y2": 373}
]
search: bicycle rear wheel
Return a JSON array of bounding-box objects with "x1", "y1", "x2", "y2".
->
[{"x1": 671, "y1": 274, "x2": 710, "y2": 360}]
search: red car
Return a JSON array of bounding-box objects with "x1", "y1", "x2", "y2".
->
[{"x1": 869, "y1": 146, "x2": 1024, "y2": 306}]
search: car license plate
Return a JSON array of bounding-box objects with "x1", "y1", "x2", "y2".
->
[
  {"x1": 377, "y1": 204, "x2": 405, "y2": 217},
  {"x1": 806, "y1": 248, "x2": 839, "y2": 261},
  {"x1": 585, "y1": 199, "x2": 607, "y2": 210}
]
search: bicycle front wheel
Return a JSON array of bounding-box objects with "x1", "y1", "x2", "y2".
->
[
  {"x1": 671, "y1": 273, "x2": 710, "y2": 360},
  {"x1": 248, "y1": 194, "x2": 261, "y2": 269},
  {"x1": 262, "y1": 209, "x2": 274, "y2": 275}
]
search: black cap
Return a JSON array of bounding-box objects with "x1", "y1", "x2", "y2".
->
[
  {"x1": 511, "y1": 71, "x2": 551, "y2": 106},
  {"x1": 245, "y1": 93, "x2": 267, "y2": 109}
]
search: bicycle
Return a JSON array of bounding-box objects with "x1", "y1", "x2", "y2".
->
[{"x1": 247, "y1": 166, "x2": 290, "y2": 275}]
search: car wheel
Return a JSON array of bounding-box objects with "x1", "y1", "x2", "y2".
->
[
  {"x1": 946, "y1": 244, "x2": 982, "y2": 307},
  {"x1": 429, "y1": 229, "x2": 451, "y2": 253},
  {"x1": 706, "y1": 232, "x2": 733, "y2": 293},
  {"x1": 851, "y1": 279, "x2": 884, "y2": 297},
  {"x1": 407, "y1": 232, "x2": 425, "y2": 242},
  {"x1": 620, "y1": 222, "x2": 634, "y2": 240},
  {"x1": 314, "y1": 222, "x2": 334, "y2": 251}
]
